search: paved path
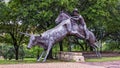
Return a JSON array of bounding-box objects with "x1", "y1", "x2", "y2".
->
[
  {"x1": 0, "y1": 62, "x2": 105, "y2": 68},
  {"x1": 1, "y1": 61, "x2": 120, "y2": 68}
]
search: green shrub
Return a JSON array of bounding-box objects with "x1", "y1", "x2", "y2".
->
[
  {"x1": 0, "y1": 44, "x2": 25, "y2": 60},
  {"x1": 103, "y1": 40, "x2": 120, "y2": 51}
]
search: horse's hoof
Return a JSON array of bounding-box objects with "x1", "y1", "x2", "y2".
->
[
  {"x1": 99, "y1": 55, "x2": 102, "y2": 58},
  {"x1": 42, "y1": 60, "x2": 46, "y2": 63},
  {"x1": 97, "y1": 54, "x2": 102, "y2": 58},
  {"x1": 37, "y1": 60, "x2": 40, "y2": 62}
]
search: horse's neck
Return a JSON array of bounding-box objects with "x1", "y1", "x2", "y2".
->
[{"x1": 58, "y1": 18, "x2": 71, "y2": 25}]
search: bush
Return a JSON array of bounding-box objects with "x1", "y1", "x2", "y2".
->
[
  {"x1": 0, "y1": 44, "x2": 25, "y2": 60},
  {"x1": 103, "y1": 40, "x2": 120, "y2": 51}
]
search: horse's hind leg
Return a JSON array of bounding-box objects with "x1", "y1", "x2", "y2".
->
[{"x1": 91, "y1": 43, "x2": 101, "y2": 58}]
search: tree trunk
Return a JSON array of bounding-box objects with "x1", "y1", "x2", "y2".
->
[
  {"x1": 67, "y1": 36, "x2": 72, "y2": 52},
  {"x1": 90, "y1": 46, "x2": 93, "y2": 51},
  {"x1": 68, "y1": 42, "x2": 72, "y2": 52},
  {"x1": 85, "y1": 42, "x2": 88, "y2": 51},
  {"x1": 59, "y1": 41, "x2": 63, "y2": 51},
  {"x1": 14, "y1": 44, "x2": 19, "y2": 60},
  {"x1": 77, "y1": 43, "x2": 84, "y2": 51},
  {"x1": 37, "y1": 50, "x2": 40, "y2": 60},
  {"x1": 10, "y1": 32, "x2": 19, "y2": 60},
  {"x1": 75, "y1": 39, "x2": 85, "y2": 51}
]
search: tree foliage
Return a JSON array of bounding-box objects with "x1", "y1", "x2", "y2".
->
[{"x1": 0, "y1": 0, "x2": 120, "y2": 60}]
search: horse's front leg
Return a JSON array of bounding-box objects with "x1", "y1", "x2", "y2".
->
[
  {"x1": 37, "y1": 50, "x2": 45, "y2": 61},
  {"x1": 66, "y1": 24, "x2": 85, "y2": 38},
  {"x1": 72, "y1": 31, "x2": 85, "y2": 38}
]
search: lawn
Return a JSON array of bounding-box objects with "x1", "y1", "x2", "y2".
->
[
  {"x1": 0, "y1": 58, "x2": 65, "y2": 64},
  {"x1": 0, "y1": 56, "x2": 120, "y2": 64},
  {"x1": 0, "y1": 58, "x2": 37, "y2": 64},
  {"x1": 86, "y1": 56, "x2": 120, "y2": 62}
]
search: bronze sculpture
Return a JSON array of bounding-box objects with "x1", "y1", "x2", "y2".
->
[{"x1": 20, "y1": 11, "x2": 101, "y2": 62}]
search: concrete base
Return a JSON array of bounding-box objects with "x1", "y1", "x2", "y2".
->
[
  {"x1": 0, "y1": 56, "x2": 3, "y2": 59},
  {"x1": 58, "y1": 51, "x2": 85, "y2": 62}
]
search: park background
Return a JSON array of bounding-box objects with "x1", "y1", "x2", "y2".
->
[{"x1": 0, "y1": 0, "x2": 120, "y2": 63}]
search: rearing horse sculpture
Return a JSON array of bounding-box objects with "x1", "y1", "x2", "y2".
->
[{"x1": 55, "y1": 11, "x2": 101, "y2": 57}]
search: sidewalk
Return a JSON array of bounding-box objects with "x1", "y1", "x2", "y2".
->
[{"x1": 0, "y1": 62, "x2": 105, "y2": 68}]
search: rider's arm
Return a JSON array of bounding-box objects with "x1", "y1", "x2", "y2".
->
[
  {"x1": 79, "y1": 15, "x2": 87, "y2": 30},
  {"x1": 72, "y1": 15, "x2": 87, "y2": 28},
  {"x1": 72, "y1": 16, "x2": 80, "y2": 20}
]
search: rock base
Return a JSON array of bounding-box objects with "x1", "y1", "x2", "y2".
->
[
  {"x1": 0, "y1": 56, "x2": 3, "y2": 59},
  {"x1": 58, "y1": 51, "x2": 85, "y2": 62}
]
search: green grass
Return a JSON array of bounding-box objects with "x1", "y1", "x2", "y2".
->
[
  {"x1": 0, "y1": 58, "x2": 37, "y2": 64},
  {"x1": 86, "y1": 56, "x2": 120, "y2": 62},
  {"x1": 0, "y1": 58, "x2": 65, "y2": 64},
  {"x1": 0, "y1": 56, "x2": 120, "y2": 64}
]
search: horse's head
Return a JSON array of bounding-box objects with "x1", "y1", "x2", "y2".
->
[{"x1": 55, "y1": 11, "x2": 70, "y2": 24}]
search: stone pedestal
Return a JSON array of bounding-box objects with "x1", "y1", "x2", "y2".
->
[
  {"x1": 0, "y1": 56, "x2": 3, "y2": 59},
  {"x1": 58, "y1": 51, "x2": 85, "y2": 62}
]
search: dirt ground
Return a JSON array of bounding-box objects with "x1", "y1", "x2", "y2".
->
[{"x1": 0, "y1": 61, "x2": 120, "y2": 68}]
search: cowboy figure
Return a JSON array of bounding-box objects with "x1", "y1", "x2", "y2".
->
[{"x1": 72, "y1": 8, "x2": 89, "y2": 40}]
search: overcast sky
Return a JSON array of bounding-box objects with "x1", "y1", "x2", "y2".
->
[{"x1": 4, "y1": 0, "x2": 10, "y2": 3}]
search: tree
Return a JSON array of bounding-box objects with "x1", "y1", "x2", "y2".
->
[
  {"x1": 74, "y1": 0, "x2": 120, "y2": 51},
  {"x1": 0, "y1": 0, "x2": 120, "y2": 60},
  {"x1": 0, "y1": 0, "x2": 79, "y2": 60}
]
